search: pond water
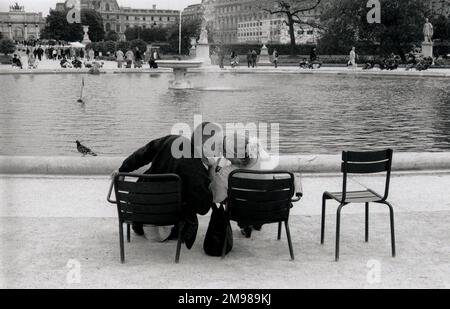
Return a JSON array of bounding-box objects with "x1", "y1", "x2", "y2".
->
[{"x1": 0, "y1": 72, "x2": 449, "y2": 156}]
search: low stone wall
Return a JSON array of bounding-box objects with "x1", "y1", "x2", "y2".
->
[{"x1": 1, "y1": 153, "x2": 450, "y2": 175}]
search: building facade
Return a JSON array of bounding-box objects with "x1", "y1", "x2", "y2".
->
[
  {"x1": 182, "y1": 3, "x2": 203, "y2": 22},
  {"x1": 55, "y1": 0, "x2": 180, "y2": 38},
  {"x1": 203, "y1": 0, "x2": 325, "y2": 44},
  {"x1": 237, "y1": 17, "x2": 318, "y2": 45},
  {"x1": 0, "y1": 3, "x2": 45, "y2": 41}
]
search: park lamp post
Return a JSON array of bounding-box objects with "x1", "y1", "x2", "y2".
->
[{"x1": 179, "y1": 11, "x2": 182, "y2": 56}]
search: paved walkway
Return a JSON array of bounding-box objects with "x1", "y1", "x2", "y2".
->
[
  {"x1": 1, "y1": 58, "x2": 450, "y2": 78},
  {"x1": 1, "y1": 172, "x2": 449, "y2": 288}
]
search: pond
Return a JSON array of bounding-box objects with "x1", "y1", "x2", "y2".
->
[{"x1": 0, "y1": 72, "x2": 449, "y2": 156}]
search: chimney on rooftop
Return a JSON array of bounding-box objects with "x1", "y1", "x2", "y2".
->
[{"x1": 152, "y1": 4, "x2": 156, "y2": 10}]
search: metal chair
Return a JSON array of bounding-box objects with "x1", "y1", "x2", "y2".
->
[
  {"x1": 107, "y1": 173, "x2": 184, "y2": 264},
  {"x1": 321, "y1": 149, "x2": 396, "y2": 261},
  {"x1": 222, "y1": 170, "x2": 302, "y2": 260}
]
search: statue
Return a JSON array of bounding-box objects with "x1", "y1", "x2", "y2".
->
[
  {"x1": 421, "y1": 18, "x2": 434, "y2": 60},
  {"x1": 82, "y1": 25, "x2": 91, "y2": 44},
  {"x1": 198, "y1": 16, "x2": 209, "y2": 44},
  {"x1": 423, "y1": 18, "x2": 434, "y2": 43},
  {"x1": 194, "y1": 3, "x2": 212, "y2": 65}
]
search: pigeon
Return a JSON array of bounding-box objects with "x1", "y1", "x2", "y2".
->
[{"x1": 76, "y1": 140, "x2": 97, "y2": 156}]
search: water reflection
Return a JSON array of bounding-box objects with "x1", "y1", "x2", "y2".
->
[{"x1": 0, "y1": 73, "x2": 449, "y2": 156}]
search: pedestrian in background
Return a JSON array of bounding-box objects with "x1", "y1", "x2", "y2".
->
[
  {"x1": 348, "y1": 46, "x2": 357, "y2": 69},
  {"x1": 116, "y1": 49, "x2": 124, "y2": 68},
  {"x1": 125, "y1": 49, "x2": 134, "y2": 68},
  {"x1": 273, "y1": 48, "x2": 279, "y2": 68},
  {"x1": 251, "y1": 50, "x2": 257, "y2": 68},
  {"x1": 88, "y1": 49, "x2": 95, "y2": 61},
  {"x1": 247, "y1": 50, "x2": 252, "y2": 68}
]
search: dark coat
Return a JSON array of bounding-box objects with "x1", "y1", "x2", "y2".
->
[{"x1": 119, "y1": 135, "x2": 215, "y2": 249}]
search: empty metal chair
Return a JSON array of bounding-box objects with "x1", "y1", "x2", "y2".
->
[
  {"x1": 223, "y1": 170, "x2": 302, "y2": 260},
  {"x1": 321, "y1": 149, "x2": 396, "y2": 261},
  {"x1": 107, "y1": 173, "x2": 184, "y2": 263}
]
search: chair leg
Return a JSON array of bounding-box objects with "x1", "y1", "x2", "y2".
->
[
  {"x1": 321, "y1": 195, "x2": 327, "y2": 244},
  {"x1": 119, "y1": 221, "x2": 125, "y2": 264},
  {"x1": 365, "y1": 203, "x2": 369, "y2": 243},
  {"x1": 277, "y1": 222, "x2": 282, "y2": 240},
  {"x1": 335, "y1": 204, "x2": 345, "y2": 262},
  {"x1": 175, "y1": 224, "x2": 183, "y2": 264},
  {"x1": 285, "y1": 220, "x2": 295, "y2": 261},
  {"x1": 127, "y1": 224, "x2": 131, "y2": 243},
  {"x1": 383, "y1": 201, "x2": 396, "y2": 257}
]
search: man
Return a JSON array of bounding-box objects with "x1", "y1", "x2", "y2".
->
[
  {"x1": 218, "y1": 47, "x2": 225, "y2": 69},
  {"x1": 116, "y1": 49, "x2": 124, "y2": 68},
  {"x1": 251, "y1": 50, "x2": 258, "y2": 68},
  {"x1": 116, "y1": 123, "x2": 222, "y2": 249},
  {"x1": 134, "y1": 47, "x2": 143, "y2": 68},
  {"x1": 247, "y1": 50, "x2": 252, "y2": 68},
  {"x1": 310, "y1": 47, "x2": 317, "y2": 62},
  {"x1": 348, "y1": 46, "x2": 357, "y2": 69}
]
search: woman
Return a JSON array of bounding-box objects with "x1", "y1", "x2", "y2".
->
[
  {"x1": 28, "y1": 52, "x2": 37, "y2": 69},
  {"x1": 210, "y1": 133, "x2": 301, "y2": 238},
  {"x1": 230, "y1": 50, "x2": 239, "y2": 68},
  {"x1": 348, "y1": 46, "x2": 357, "y2": 69}
]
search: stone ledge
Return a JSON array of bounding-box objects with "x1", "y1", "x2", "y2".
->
[{"x1": 1, "y1": 153, "x2": 449, "y2": 175}]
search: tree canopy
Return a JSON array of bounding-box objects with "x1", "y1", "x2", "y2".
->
[
  {"x1": 166, "y1": 18, "x2": 202, "y2": 55},
  {"x1": 124, "y1": 26, "x2": 169, "y2": 43},
  {"x1": 105, "y1": 30, "x2": 120, "y2": 42},
  {"x1": 41, "y1": 9, "x2": 104, "y2": 42},
  {"x1": 0, "y1": 38, "x2": 15, "y2": 55},
  {"x1": 319, "y1": 0, "x2": 429, "y2": 59}
]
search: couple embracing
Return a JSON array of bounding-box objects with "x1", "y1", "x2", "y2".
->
[{"x1": 116, "y1": 123, "x2": 299, "y2": 254}]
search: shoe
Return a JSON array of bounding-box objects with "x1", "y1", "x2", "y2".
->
[
  {"x1": 132, "y1": 224, "x2": 145, "y2": 236},
  {"x1": 241, "y1": 227, "x2": 252, "y2": 238}
]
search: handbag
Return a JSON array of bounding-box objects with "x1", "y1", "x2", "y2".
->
[{"x1": 203, "y1": 204, "x2": 233, "y2": 257}]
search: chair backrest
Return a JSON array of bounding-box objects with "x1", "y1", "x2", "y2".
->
[
  {"x1": 341, "y1": 149, "x2": 393, "y2": 201},
  {"x1": 227, "y1": 170, "x2": 295, "y2": 226},
  {"x1": 113, "y1": 173, "x2": 183, "y2": 226}
]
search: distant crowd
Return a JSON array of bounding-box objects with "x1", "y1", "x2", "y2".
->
[{"x1": 8, "y1": 40, "x2": 440, "y2": 72}]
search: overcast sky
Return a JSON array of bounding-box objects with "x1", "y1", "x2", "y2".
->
[{"x1": 0, "y1": 0, "x2": 200, "y2": 15}]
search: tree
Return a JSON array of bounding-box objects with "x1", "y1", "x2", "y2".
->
[
  {"x1": 41, "y1": 9, "x2": 83, "y2": 41},
  {"x1": 0, "y1": 38, "x2": 15, "y2": 55},
  {"x1": 41, "y1": 8, "x2": 104, "y2": 42},
  {"x1": 130, "y1": 39, "x2": 147, "y2": 52},
  {"x1": 124, "y1": 26, "x2": 168, "y2": 42},
  {"x1": 319, "y1": 0, "x2": 429, "y2": 60},
  {"x1": 82, "y1": 9, "x2": 105, "y2": 42},
  {"x1": 261, "y1": 0, "x2": 323, "y2": 55},
  {"x1": 105, "y1": 30, "x2": 120, "y2": 42},
  {"x1": 432, "y1": 15, "x2": 449, "y2": 42},
  {"x1": 141, "y1": 26, "x2": 169, "y2": 43},
  {"x1": 103, "y1": 41, "x2": 117, "y2": 55},
  {"x1": 116, "y1": 40, "x2": 131, "y2": 52},
  {"x1": 167, "y1": 18, "x2": 202, "y2": 54}
]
